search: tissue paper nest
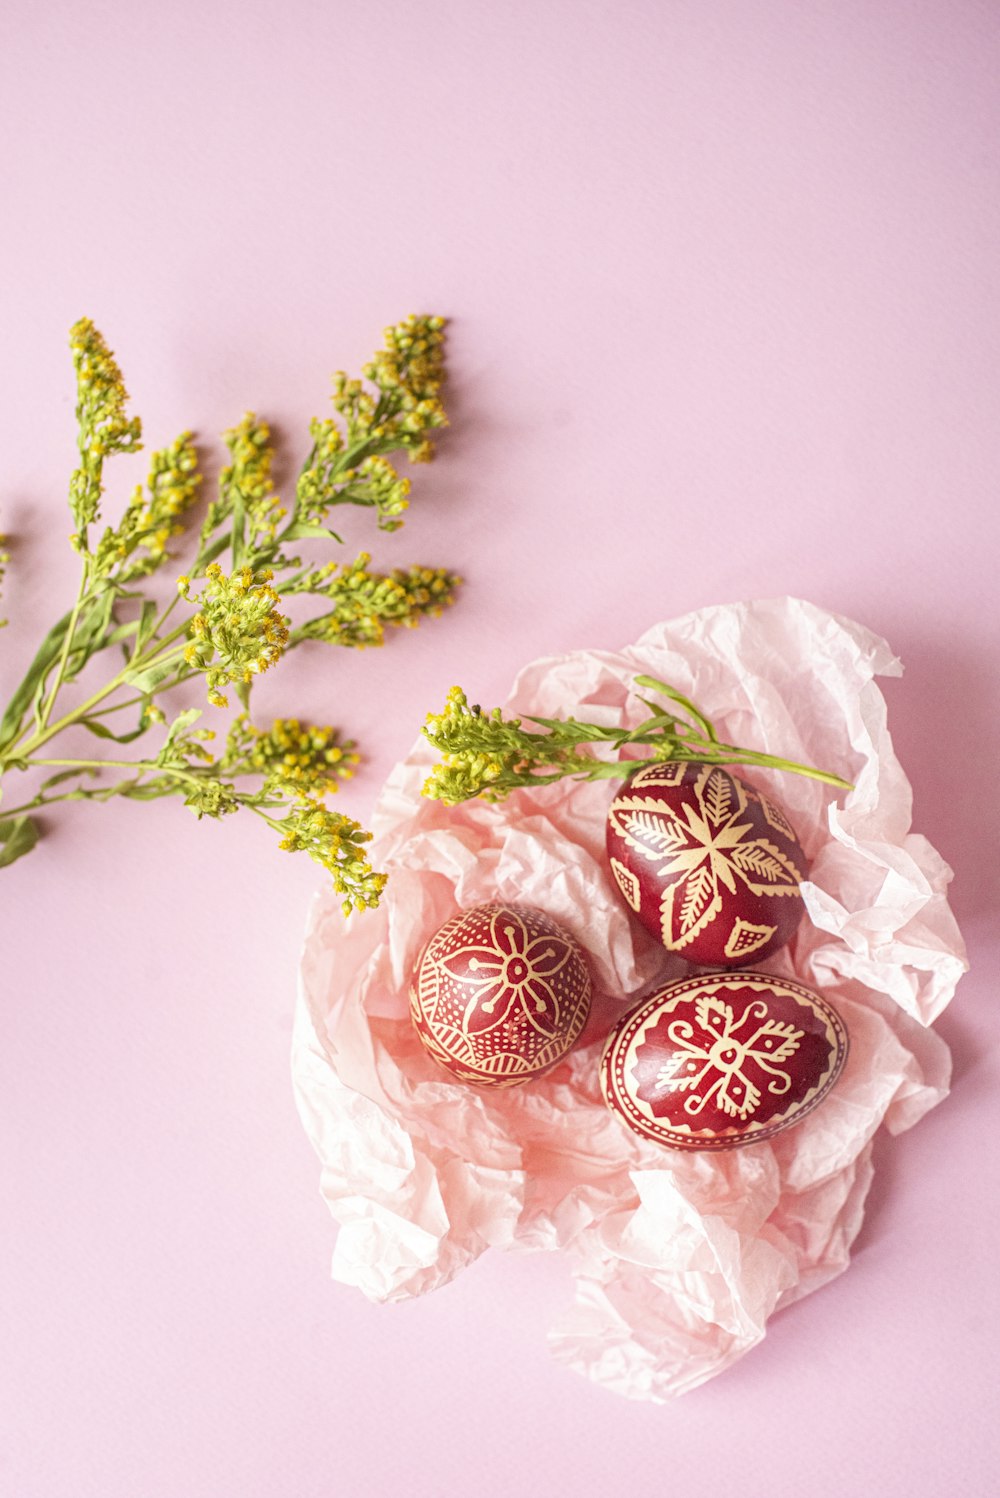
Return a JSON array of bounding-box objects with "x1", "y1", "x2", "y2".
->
[{"x1": 293, "y1": 597, "x2": 966, "y2": 1401}]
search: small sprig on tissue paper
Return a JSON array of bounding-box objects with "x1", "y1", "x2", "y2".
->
[{"x1": 421, "y1": 675, "x2": 852, "y2": 804}]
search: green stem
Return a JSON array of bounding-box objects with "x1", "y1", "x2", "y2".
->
[
  {"x1": 83, "y1": 693, "x2": 150, "y2": 721},
  {"x1": 27, "y1": 757, "x2": 204, "y2": 784},
  {"x1": 0, "y1": 788, "x2": 89, "y2": 817},
  {"x1": 626, "y1": 742, "x2": 851, "y2": 789},
  {"x1": 12, "y1": 621, "x2": 192, "y2": 761},
  {"x1": 34, "y1": 564, "x2": 91, "y2": 734}
]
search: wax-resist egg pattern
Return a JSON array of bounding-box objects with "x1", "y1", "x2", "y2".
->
[
  {"x1": 409, "y1": 903, "x2": 592, "y2": 1088},
  {"x1": 606, "y1": 760, "x2": 808, "y2": 965},
  {"x1": 601, "y1": 971, "x2": 848, "y2": 1151}
]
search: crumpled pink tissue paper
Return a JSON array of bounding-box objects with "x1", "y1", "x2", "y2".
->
[{"x1": 292, "y1": 597, "x2": 967, "y2": 1401}]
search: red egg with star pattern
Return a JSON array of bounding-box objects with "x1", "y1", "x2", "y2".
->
[
  {"x1": 601, "y1": 970, "x2": 848, "y2": 1151},
  {"x1": 409, "y1": 903, "x2": 592, "y2": 1088},
  {"x1": 605, "y1": 760, "x2": 809, "y2": 965}
]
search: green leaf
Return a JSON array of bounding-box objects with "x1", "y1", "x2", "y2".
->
[
  {"x1": 0, "y1": 610, "x2": 73, "y2": 750},
  {"x1": 525, "y1": 715, "x2": 611, "y2": 742},
  {"x1": 159, "y1": 708, "x2": 201, "y2": 757},
  {"x1": 40, "y1": 767, "x2": 99, "y2": 792},
  {"x1": 135, "y1": 599, "x2": 159, "y2": 654},
  {"x1": 78, "y1": 716, "x2": 149, "y2": 745},
  {"x1": 0, "y1": 815, "x2": 40, "y2": 868},
  {"x1": 125, "y1": 658, "x2": 181, "y2": 695},
  {"x1": 65, "y1": 591, "x2": 116, "y2": 675},
  {"x1": 281, "y1": 519, "x2": 344, "y2": 544},
  {"x1": 116, "y1": 780, "x2": 175, "y2": 801},
  {"x1": 106, "y1": 619, "x2": 141, "y2": 649}
]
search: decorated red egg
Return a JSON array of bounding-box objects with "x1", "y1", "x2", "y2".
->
[
  {"x1": 409, "y1": 903, "x2": 592, "y2": 1088},
  {"x1": 606, "y1": 761, "x2": 809, "y2": 965},
  {"x1": 601, "y1": 970, "x2": 848, "y2": 1151}
]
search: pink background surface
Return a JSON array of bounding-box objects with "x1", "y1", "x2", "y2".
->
[{"x1": 1, "y1": 2, "x2": 997, "y2": 1493}]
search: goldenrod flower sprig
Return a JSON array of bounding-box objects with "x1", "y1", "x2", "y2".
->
[
  {"x1": 421, "y1": 678, "x2": 853, "y2": 804},
  {"x1": 285, "y1": 553, "x2": 461, "y2": 648},
  {"x1": 0, "y1": 315, "x2": 459, "y2": 901}
]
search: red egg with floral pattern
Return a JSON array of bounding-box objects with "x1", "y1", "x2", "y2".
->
[
  {"x1": 606, "y1": 761, "x2": 809, "y2": 965},
  {"x1": 601, "y1": 971, "x2": 848, "y2": 1151},
  {"x1": 409, "y1": 903, "x2": 592, "y2": 1088}
]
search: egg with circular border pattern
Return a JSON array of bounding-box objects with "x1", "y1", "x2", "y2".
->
[
  {"x1": 409, "y1": 903, "x2": 592, "y2": 1088},
  {"x1": 601, "y1": 970, "x2": 848, "y2": 1151},
  {"x1": 606, "y1": 760, "x2": 809, "y2": 965}
]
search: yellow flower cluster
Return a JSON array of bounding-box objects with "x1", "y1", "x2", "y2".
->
[
  {"x1": 421, "y1": 688, "x2": 579, "y2": 803},
  {"x1": 295, "y1": 417, "x2": 344, "y2": 524},
  {"x1": 68, "y1": 319, "x2": 143, "y2": 544},
  {"x1": 221, "y1": 414, "x2": 286, "y2": 545},
  {"x1": 354, "y1": 454, "x2": 411, "y2": 530},
  {"x1": 276, "y1": 803, "x2": 387, "y2": 914},
  {"x1": 180, "y1": 563, "x2": 291, "y2": 707},
  {"x1": 94, "y1": 434, "x2": 203, "y2": 578},
  {"x1": 341, "y1": 313, "x2": 448, "y2": 461},
  {"x1": 292, "y1": 552, "x2": 460, "y2": 648},
  {"x1": 141, "y1": 434, "x2": 202, "y2": 561},
  {"x1": 225, "y1": 714, "x2": 359, "y2": 801}
]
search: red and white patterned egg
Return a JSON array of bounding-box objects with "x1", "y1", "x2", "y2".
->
[
  {"x1": 409, "y1": 903, "x2": 592, "y2": 1088},
  {"x1": 601, "y1": 971, "x2": 848, "y2": 1151},
  {"x1": 606, "y1": 761, "x2": 809, "y2": 965}
]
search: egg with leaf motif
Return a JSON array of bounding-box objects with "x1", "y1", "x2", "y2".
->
[
  {"x1": 606, "y1": 761, "x2": 809, "y2": 965},
  {"x1": 409, "y1": 903, "x2": 592, "y2": 1088}
]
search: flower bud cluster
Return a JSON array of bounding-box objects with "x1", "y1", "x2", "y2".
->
[
  {"x1": 348, "y1": 313, "x2": 448, "y2": 460},
  {"x1": 140, "y1": 435, "x2": 202, "y2": 561},
  {"x1": 93, "y1": 434, "x2": 202, "y2": 578},
  {"x1": 276, "y1": 803, "x2": 387, "y2": 914},
  {"x1": 68, "y1": 319, "x2": 143, "y2": 544},
  {"x1": 223, "y1": 714, "x2": 359, "y2": 801},
  {"x1": 292, "y1": 553, "x2": 460, "y2": 648},
  {"x1": 221, "y1": 414, "x2": 287, "y2": 545},
  {"x1": 179, "y1": 564, "x2": 291, "y2": 707}
]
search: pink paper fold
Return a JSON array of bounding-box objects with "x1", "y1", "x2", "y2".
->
[{"x1": 293, "y1": 597, "x2": 966, "y2": 1400}]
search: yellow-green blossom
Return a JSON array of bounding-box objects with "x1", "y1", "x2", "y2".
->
[
  {"x1": 180, "y1": 563, "x2": 290, "y2": 707},
  {"x1": 68, "y1": 319, "x2": 143, "y2": 547},
  {"x1": 223, "y1": 714, "x2": 359, "y2": 801},
  {"x1": 220, "y1": 414, "x2": 286, "y2": 546},
  {"x1": 275, "y1": 802, "x2": 387, "y2": 914},
  {"x1": 289, "y1": 553, "x2": 460, "y2": 648},
  {"x1": 359, "y1": 314, "x2": 448, "y2": 460},
  {"x1": 93, "y1": 433, "x2": 201, "y2": 578}
]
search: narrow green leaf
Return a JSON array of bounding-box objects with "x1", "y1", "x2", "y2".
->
[
  {"x1": 78, "y1": 716, "x2": 149, "y2": 745},
  {"x1": 525, "y1": 715, "x2": 611, "y2": 742},
  {"x1": 106, "y1": 619, "x2": 141, "y2": 648},
  {"x1": 125, "y1": 659, "x2": 181, "y2": 694},
  {"x1": 281, "y1": 520, "x2": 344, "y2": 544},
  {"x1": 159, "y1": 708, "x2": 201, "y2": 757},
  {"x1": 40, "y1": 767, "x2": 99, "y2": 792},
  {"x1": 0, "y1": 611, "x2": 73, "y2": 750},
  {"x1": 135, "y1": 598, "x2": 159, "y2": 653},
  {"x1": 0, "y1": 815, "x2": 40, "y2": 869}
]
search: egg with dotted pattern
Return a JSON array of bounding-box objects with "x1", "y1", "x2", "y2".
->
[
  {"x1": 606, "y1": 760, "x2": 810, "y2": 965},
  {"x1": 409, "y1": 903, "x2": 592, "y2": 1088}
]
